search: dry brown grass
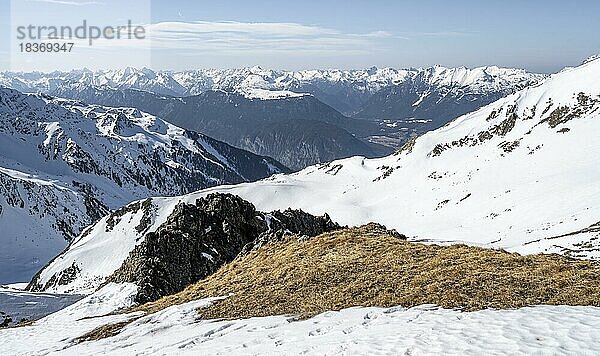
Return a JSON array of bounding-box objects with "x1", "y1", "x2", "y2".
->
[
  {"x1": 136, "y1": 223, "x2": 600, "y2": 320},
  {"x1": 75, "y1": 320, "x2": 133, "y2": 342},
  {"x1": 0, "y1": 319, "x2": 35, "y2": 330}
]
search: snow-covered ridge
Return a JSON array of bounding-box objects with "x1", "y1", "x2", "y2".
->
[
  {"x1": 0, "y1": 88, "x2": 286, "y2": 283},
  {"x1": 28, "y1": 193, "x2": 338, "y2": 297},
  {"x1": 236, "y1": 87, "x2": 310, "y2": 100},
  {"x1": 33, "y1": 57, "x2": 599, "y2": 293},
  {"x1": 583, "y1": 54, "x2": 600, "y2": 65},
  {"x1": 0, "y1": 64, "x2": 543, "y2": 100},
  {"x1": 198, "y1": 57, "x2": 598, "y2": 258}
]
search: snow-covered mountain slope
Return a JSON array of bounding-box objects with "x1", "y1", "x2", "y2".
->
[
  {"x1": 2, "y1": 286, "x2": 600, "y2": 355},
  {"x1": 0, "y1": 283, "x2": 140, "y2": 355},
  {"x1": 200, "y1": 58, "x2": 599, "y2": 258},
  {"x1": 211, "y1": 58, "x2": 599, "y2": 256},
  {"x1": 0, "y1": 65, "x2": 542, "y2": 168},
  {"x1": 356, "y1": 65, "x2": 539, "y2": 126},
  {"x1": 45, "y1": 86, "x2": 386, "y2": 170},
  {"x1": 0, "y1": 65, "x2": 543, "y2": 115},
  {"x1": 0, "y1": 88, "x2": 287, "y2": 283}
]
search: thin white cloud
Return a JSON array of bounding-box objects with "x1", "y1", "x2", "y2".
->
[
  {"x1": 407, "y1": 30, "x2": 478, "y2": 38},
  {"x1": 36, "y1": 21, "x2": 398, "y2": 58},
  {"x1": 141, "y1": 21, "x2": 398, "y2": 55}
]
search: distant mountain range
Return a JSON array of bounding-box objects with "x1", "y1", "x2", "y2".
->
[
  {"x1": 0, "y1": 65, "x2": 543, "y2": 115},
  {"x1": 1, "y1": 66, "x2": 543, "y2": 169},
  {"x1": 192, "y1": 58, "x2": 597, "y2": 259},
  {"x1": 0, "y1": 88, "x2": 287, "y2": 283}
]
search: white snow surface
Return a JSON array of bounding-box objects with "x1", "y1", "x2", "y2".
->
[
  {"x1": 0, "y1": 283, "x2": 138, "y2": 355},
  {"x1": 236, "y1": 87, "x2": 310, "y2": 100},
  {"x1": 35, "y1": 197, "x2": 182, "y2": 294},
  {"x1": 1, "y1": 292, "x2": 599, "y2": 355}
]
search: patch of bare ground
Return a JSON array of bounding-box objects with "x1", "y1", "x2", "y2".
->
[{"x1": 81, "y1": 223, "x2": 600, "y2": 341}]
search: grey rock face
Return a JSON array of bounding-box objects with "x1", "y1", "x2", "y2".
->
[
  {"x1": 105, "y1": 193, "x2": 340, "y2": 303},
  {"x1": 239, "y1": 208, "x2": 341, "y2": 255}
]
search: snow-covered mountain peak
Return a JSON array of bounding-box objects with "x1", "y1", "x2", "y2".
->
[
  {"x1": 0, "y1": 64, "x2": 543, "y2": 98},
  {"x1": 0, "y1": 88, "x2": 288, "y2": 283},
  {"x1": 414, "y1": 65, "x2": 539, "y2": 92}
]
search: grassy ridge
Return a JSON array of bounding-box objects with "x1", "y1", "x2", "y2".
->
[{"x1": 137, "y1": 223, "x2": 600, "y2": 319}]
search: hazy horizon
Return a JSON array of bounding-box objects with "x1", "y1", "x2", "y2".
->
[
  {"x1": 1, "y1": 0, "x2": 598, "y2": 73},
  {"x1": 0, "y1": 59, "x2": 597, "y2": 75}
]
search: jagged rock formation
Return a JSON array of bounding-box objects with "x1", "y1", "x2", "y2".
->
[{"x1": 29, "y1": 193, "x2": 340, "y2": 302}]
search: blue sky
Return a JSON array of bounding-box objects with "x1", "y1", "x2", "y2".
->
[{"x1": 1, "y1": 0, "x2": 599, "y2": 72}]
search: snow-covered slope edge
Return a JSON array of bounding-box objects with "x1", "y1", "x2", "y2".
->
[
  {"x1": 30, "y1": 58, "x2": 599, "y2": 294},
  {"x1": 27, "y1": 193, "x2": 338, "y2": 296},
  {"x1": 0, "y1": 88, "x2": 287, "y2": 283}
]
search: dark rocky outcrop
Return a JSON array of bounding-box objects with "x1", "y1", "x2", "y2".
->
[
  {"x1": 0, "y1": 312, "x2": 11, "y2": 328},
  {"x1": 239, "y1": 208, "x2": 341, "y2": 255},
  {"x1": 105, "y1": 193, "x2": 340, "y2": 303}
]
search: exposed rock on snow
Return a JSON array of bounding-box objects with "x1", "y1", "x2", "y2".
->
[
  {"x1": 26, "y1": 58, "x2": 600, "y2": 294},
  {"x1": 131, "y1": 223, "x2": 599, "y2": 323}
]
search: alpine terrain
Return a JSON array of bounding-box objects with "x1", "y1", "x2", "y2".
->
[
  {"x1": 1, "y1": 57, "x2": 599, "y2": 356},
  {"x1": 0, "y1": 88, "x2": 287, "y2": 283},
  {"x1": 1, "y1": 65, "x2": 542, "y2": 168},
  {"x1": 29, "y1": 56, "x2": 599, "y2": 296},
  {"x1": 194, "y1": 57, "x2": 598, "y2": 258}
]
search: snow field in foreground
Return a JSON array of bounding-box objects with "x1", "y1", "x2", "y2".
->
[{"x1": 1, "y1": 283, "x2": 599, "y2": 355}]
